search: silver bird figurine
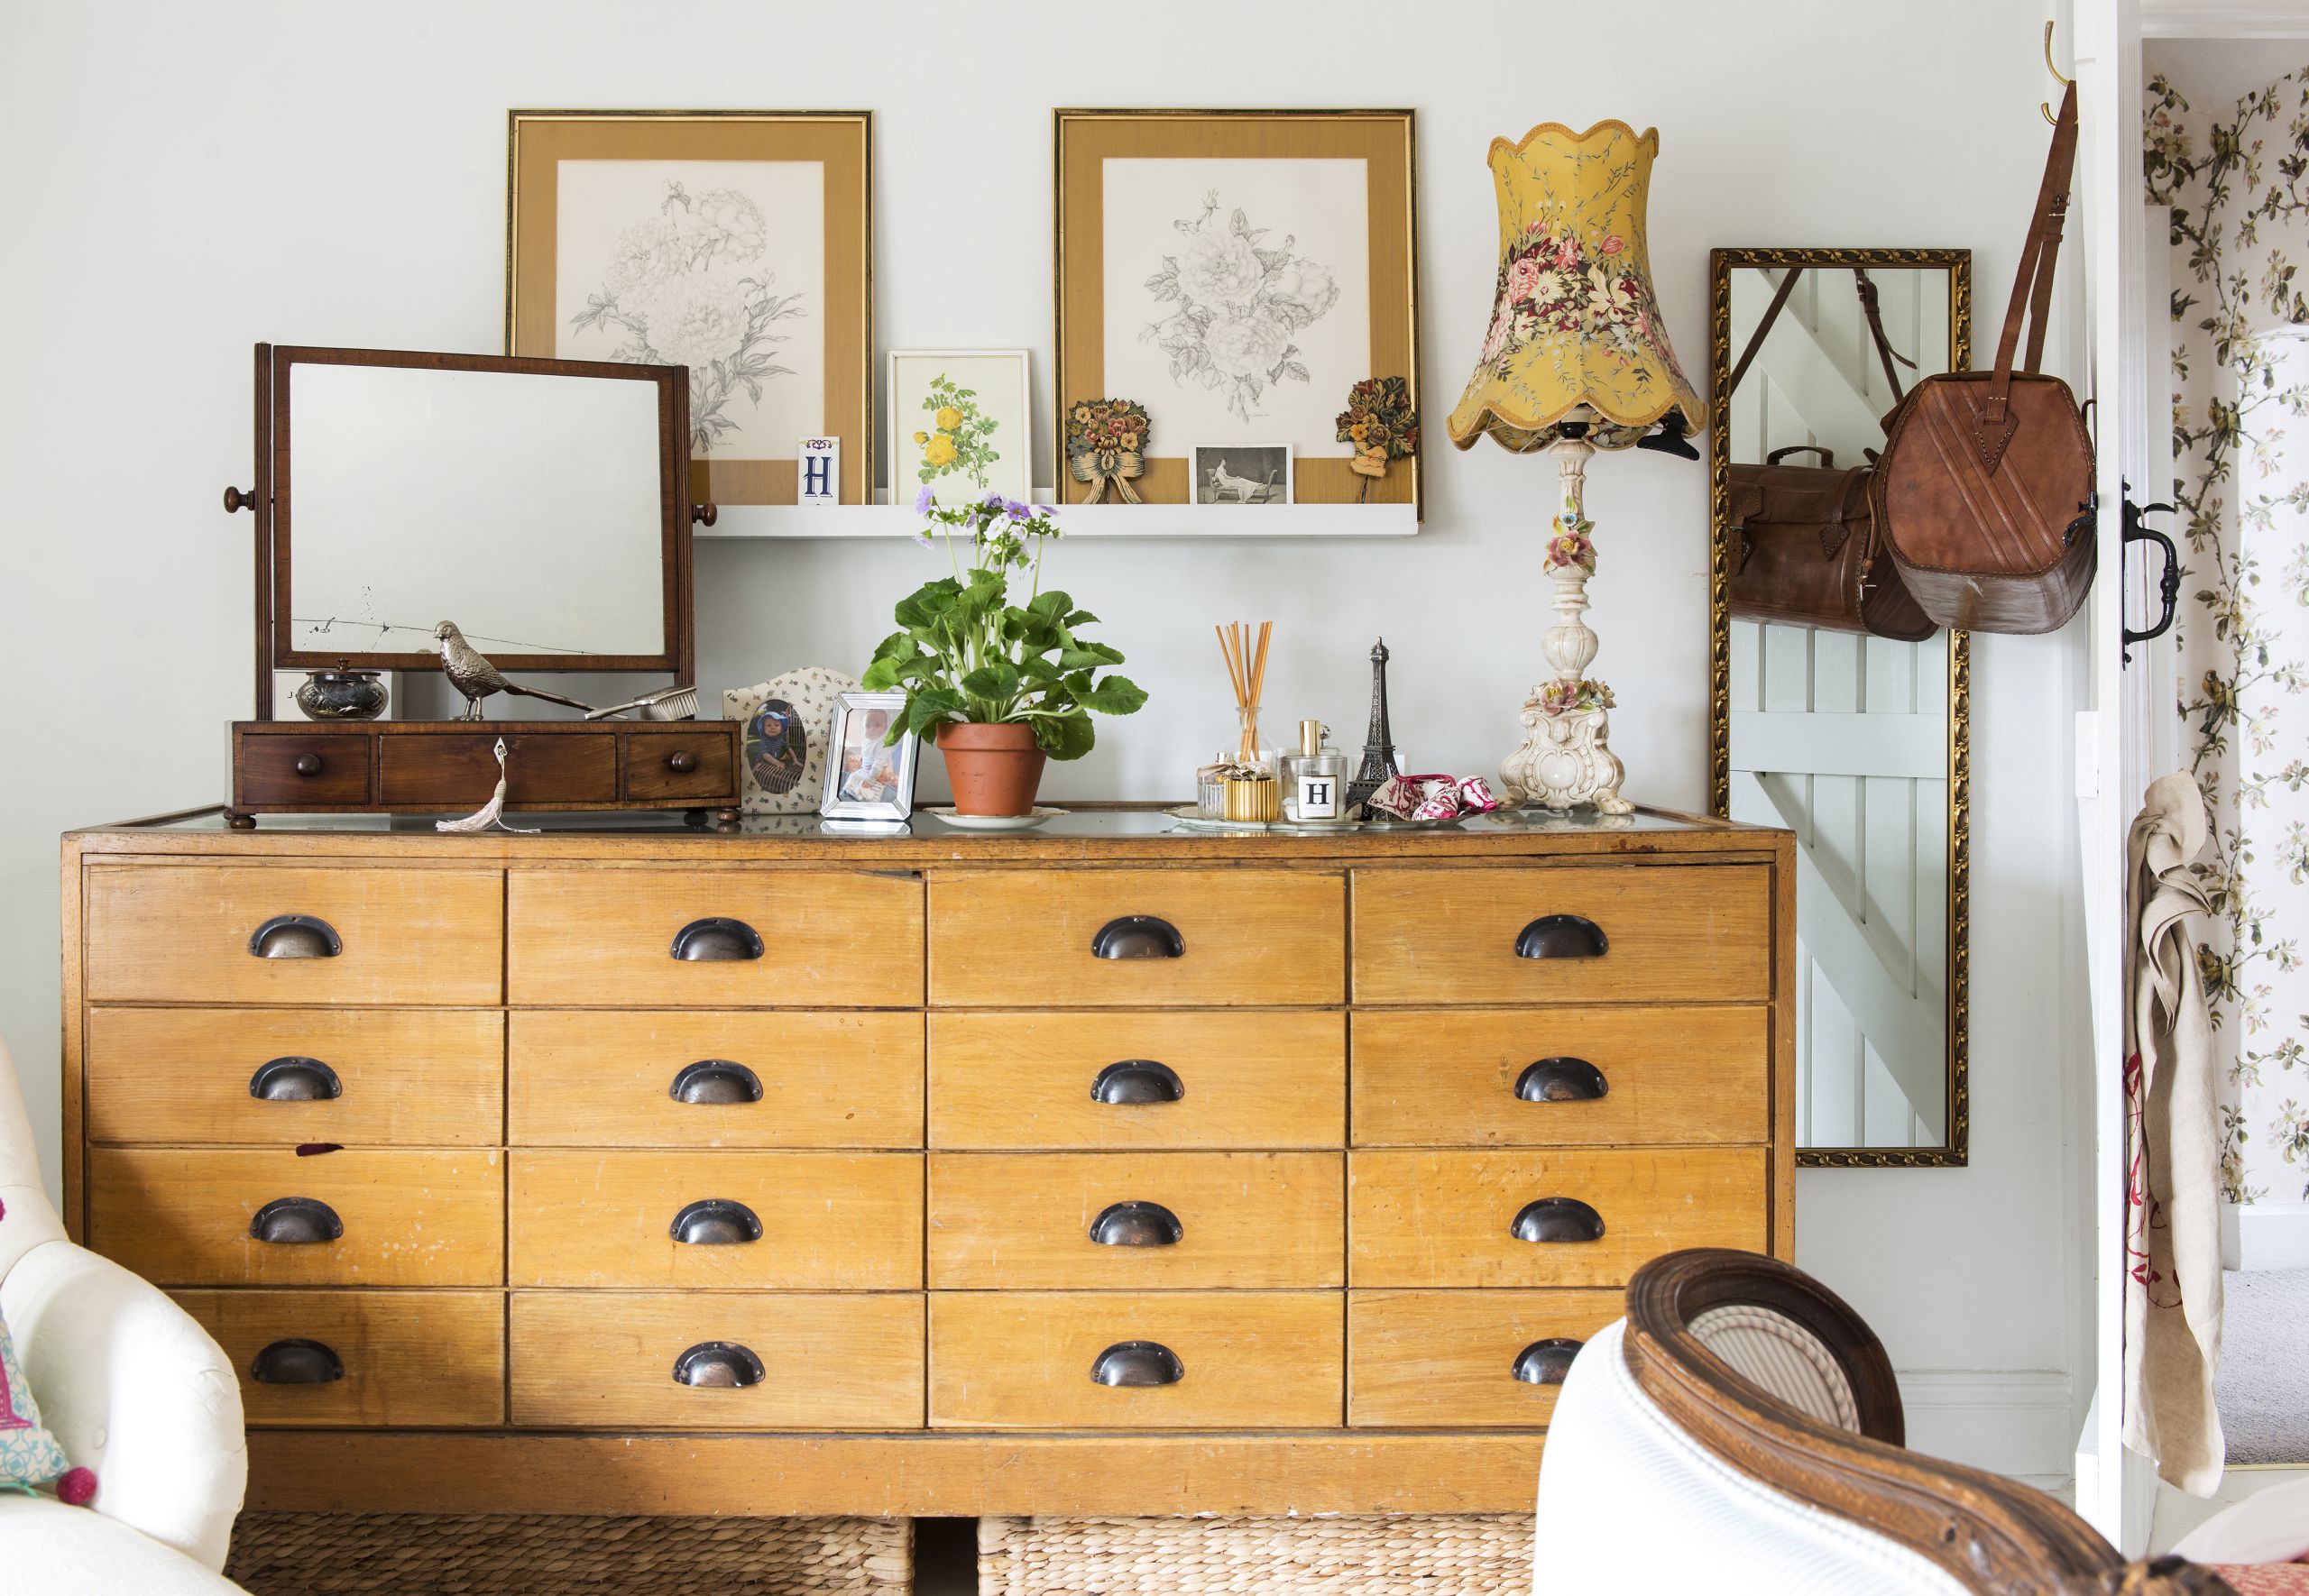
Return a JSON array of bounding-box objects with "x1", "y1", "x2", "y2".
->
[
  {"x1": 436, "y1": 738, "x2": 539, "y2": 835},
  {"x1": 433, "y1": 621, "x2": 595, "y2": 720}
]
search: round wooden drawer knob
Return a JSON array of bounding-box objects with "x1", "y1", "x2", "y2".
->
[
  {"x1": 667, "y1": 750, "x2": 698, "y2": 773},
  {"x1": 293, "y1": 754, "x2": 323, "y2": 776}
]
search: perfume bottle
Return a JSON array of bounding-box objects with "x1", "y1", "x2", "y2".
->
[{"x1": 1282, "y1": 720, "x2": 1349, "y2": 821}]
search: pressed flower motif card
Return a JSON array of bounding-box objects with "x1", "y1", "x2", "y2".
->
[
  {"x1": 507, "y1": 112, "x2": 871, "y2": 507},
  {"x1": 1055, "y1": 111, "x2": 1419, "y2": 512}
]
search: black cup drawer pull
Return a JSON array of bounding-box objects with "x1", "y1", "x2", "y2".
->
[
  {"x1": 1513, "y1": 914, "x2": 1608, "y2": 960},
  {"x1": 669, "y1": 1198, "x2": 763, "y2": 1245},
  {"x1": 249, "y1": 1197, "x2": 344, "y2": 1245},
  {"x1": 669, "y1": 1059, "x2": 764, "y2": 1105},
  {"x1": 1514, "y1": 1058, "x2": 1608, "y2": 1103},
  {"x1": 247, "y1": 915, "x2": 342, "y2": 959},
  {"x1": 1091, "y1": 1340, "x2": 1185, "y2": 1387},
  {"x1": 1090, "y1": 1060, "x2": 1185, "y2": 1105},
  {"x1": 672, "y1": 1341, "x2": 765, "y2": 1388},
  {"x1": 1089, "y1": 1200, "x2": 1183, "y2": 1247},
  {"x1": 1512, "y1": 1337, "x2": 1586, "y2": 1386},
  {"x1": 249, "y1": 1057, "x2": 343, "y2": 1102},
  {"x1": 669, "y1": 917, "x2": 765, "y2": 962},
  {"x1": 1511, "y1": 1197, "x2": 1605, "y2": 1244},
  {"x1": 1090, "y1": 916, "x2": 1185, "y2": 959},
  {"x1": 250, "y1": 1338, "x2": 345, "y2": 1385}
]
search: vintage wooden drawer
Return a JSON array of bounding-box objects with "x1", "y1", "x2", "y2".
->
[
  {"x1": 378, "y1": 730, "x2": 617, "y2": 808},
  {"x1": 1347, "y1": 1289, "x2": 1622, "y2": 1428},
  {"x1": 621, "y1": 726, "x2": 737, "y2": 803},
  {"x1": 927, "y1": 1011, "x2": 1343, "y2": 1150},
  {"x1": 507, "y1": 867, "x2": 923, "y2": 1008},
  {"x1": 235, "y1": 732, "x2": 374, "y2": 807},
  {"x1": 175, "y1": 1289, "x2": 504, "y2": 1428},
  {"x1": 509, "y1": 1151, "x2": 923, "y2": 1289},
  {"x1": 82, "y1": 864, "x2": 504, "y2": 1006},
  {"x1": 1348, "y1": 1148, "x2": 1769, "y2": 1289},
  {"x1": 510, "y1": 1290, "x2": 925, "y2": 1431},
  {"x1": 508, "y1": 1010, "x2": 924, "y2": 1149},
  {"x1": 1349, "y1": 865, "x2": 1771, "y2": 1005},
  {"x1": 1350, "y1": 1007, "x2": 1771, "y2": 1147},
  {"x1": 927, "y1": 869, "x2": 1344, "y2": 1007},
  {"x1": 87, "y1": 1148, "x2": 504, "y2": 1288},
  {"x1": 930, "y1": 1290, "x2": 1344, "y2": 1430},
  {"x1": 928, "y1": 1151, "x2": 1343, "y2": 1289},
  {"x1": 84, "y1": 1006, "x2": 503, "y2": 1148}
]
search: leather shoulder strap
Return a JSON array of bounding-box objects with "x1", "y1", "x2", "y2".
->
[
  {"x1": 1979, "y1": 81, "x2": 2078, "y2": 467},
  {"x1": 1727, "y1": 267, "x2": 1804, "y2": 399},
  {"x1": 1854, "y1": 269, "x2": 1917, "y2": 405}
]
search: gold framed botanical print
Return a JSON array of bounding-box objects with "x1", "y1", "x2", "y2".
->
[
  {"x1": 506, "y1": 109, "x2": 872, "y2": 507},
  {"x1": 1053, "y1": 109, "x2": 1419, "y2": 511}
]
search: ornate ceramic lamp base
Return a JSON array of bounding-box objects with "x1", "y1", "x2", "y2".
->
[{"x1": 1498, "y1": 432, "x2": 1634, "y2": 815}]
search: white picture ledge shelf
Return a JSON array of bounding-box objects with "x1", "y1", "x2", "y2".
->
[{"x1": 698, "y1": 492, "x2": 1419, "y2": 540}]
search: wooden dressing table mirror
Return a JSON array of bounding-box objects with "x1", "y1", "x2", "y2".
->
[{"x1": 222, "y1": 344, "x2": 738, "y2": 825}]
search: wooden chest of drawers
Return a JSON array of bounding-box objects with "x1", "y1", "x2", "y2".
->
[{"x1": 61, "y1": 805, "x2": 1793, "y2": 1518}]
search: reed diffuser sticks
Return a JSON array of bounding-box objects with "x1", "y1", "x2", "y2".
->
[{"x1": 1216, "y1": 620, "x2": 1273, "y2": 760}]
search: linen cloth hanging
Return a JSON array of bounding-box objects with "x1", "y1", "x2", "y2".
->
[{"x1": 2122, "y1": 772, "x2": 2226, "y2": 1494}]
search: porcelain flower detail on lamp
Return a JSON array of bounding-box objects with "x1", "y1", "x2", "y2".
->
[{"x1": 1448, "y1": 120, "x2": 1703, "y2": 813}]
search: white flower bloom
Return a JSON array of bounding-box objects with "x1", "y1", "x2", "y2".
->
[
  {"x1": 1203, "y1": 312, "x2": 1289, "y2": 380},
  {"x1": 638, "y1": 269, "x2": 751, "y2": 373},
  {"x1": 1177, "y1": 224, "x2": 1265, "y2": 307},
  {"x1": 1263, "y1": 259, "x2": 1338, "y2": 323},
  {"x1": 690, "y1": 188, "x2": 768, "y2": 266}
]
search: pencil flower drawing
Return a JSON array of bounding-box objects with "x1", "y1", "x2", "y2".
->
[
  {"x1": 569, "y1": 179, "x2": 808, "y2": 453},
  {"x1": 1142, "y1": 190, "x2": 1338, "y2": 423}
]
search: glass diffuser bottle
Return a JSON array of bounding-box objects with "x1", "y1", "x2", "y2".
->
[{"x1": 1282, "y1": 720, "x2": 1348, "y2": 821}]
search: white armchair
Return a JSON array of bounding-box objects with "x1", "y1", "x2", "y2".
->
[{"x1": 0, "y1": 1035, "x2": 249, "y2": 1592}]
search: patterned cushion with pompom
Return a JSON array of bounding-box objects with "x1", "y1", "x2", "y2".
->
[{"x1": 0, "y1": 1306, "x2": 72, "y2": 1491}]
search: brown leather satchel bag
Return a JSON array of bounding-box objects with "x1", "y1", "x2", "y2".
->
[
  {"x1": 1724, "y1": 267, "x2": 1934, "y2": 640},
  {"x1": 1729, "y1": 445, "x2": 1935, "y2": 641},
  {"x1": 1872, "y1": 81, "x2": 2096, "y2": 634}
]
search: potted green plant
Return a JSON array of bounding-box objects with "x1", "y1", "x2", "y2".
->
[{"x1": 862, "y1": 491, "x2": 1146, "y2": 815}]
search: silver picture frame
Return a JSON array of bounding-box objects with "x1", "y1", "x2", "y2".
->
[{"x1": 819, "y1": 691, "x2": 919, "y2": 821}]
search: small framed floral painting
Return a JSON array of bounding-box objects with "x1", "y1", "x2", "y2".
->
[
  {"x1": 505, "y1": 110, "x2": 872, "y2": 509},
  {"x1": 888, "y1": 350, "x2": 1032, "y2": 506},
  {"x1": 1054, "y1": 110, "x2": 1419, "y2": 514}
]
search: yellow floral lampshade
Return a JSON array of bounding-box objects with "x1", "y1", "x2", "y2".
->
[{"x1": 1447, "y1": 120, "x2": 1704, "y2": 454}]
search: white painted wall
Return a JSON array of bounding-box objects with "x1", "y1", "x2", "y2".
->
[{"x1": 0, "y1": 0, "x2": 2085, "y2": 1477}]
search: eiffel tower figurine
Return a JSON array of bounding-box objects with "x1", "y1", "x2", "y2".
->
[{"x1": 1346, "y1": 638, "x2": 1401, "y2": 812}]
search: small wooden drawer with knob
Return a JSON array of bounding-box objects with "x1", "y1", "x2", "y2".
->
[
  {"x1": 621, "y1": 726, "x2": 735, "y2": 802},
  {"x1": 82, "y1": 863, "x2": 504, "y2": 1006},
  {"x1": 1347, "y1": 1289, "x2": 1622, "y2": 1427},
  {"x1": 174, "y1": 1289, "x2": 506, "y2": 1428},
  {"x1": 927, "y1": 1012, "x2": 1343, "y2": 1150},
  {"x1": 84, "y1": 1006, "x2": 504, "y2": 1147},
  {"x1": 927, "y1": 869, "x2": 1344, "y2": 1007},
  {"x1": 508, "y1": 1151, "x2": 923, "y2": 1289},
  {"x1": 1349, "y1": 865, "x2": 1772, "y2": 1005},
  {"x1": 1348, "y1": 1148, "x2": 1769, "y2": 1289},
  {"x1": 87, "y1": 1147, "x2": 504, "y2": 1287},
  {"x1": 509, "y1": 1290, "x2": 926, "y2": 1431},
  {"x1": 1350, "y1": 1007, "x2": 1771, "y2": 1148},
  {"x1": 927, "y1": 1151, "x2": 1343, "y2": 1289},
  {"x1": 929, "y1": 1290, "x2": 1344, "y2": 1430},
  {"x1": 507, "y1": 867, "x2": 924, "y2": 1008},
  {"x1": 507, "y1": 1010, "x2": 924, "y2": 1149},
  {"x1": 235, "y1": 734, "x2": 374, "y2": 807}
]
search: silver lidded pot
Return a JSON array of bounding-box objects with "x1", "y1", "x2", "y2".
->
[{"x1": 295, "y1": 661, "x2": 388, "y2": 721}]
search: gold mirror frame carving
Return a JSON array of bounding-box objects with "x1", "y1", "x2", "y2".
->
[{"x1": 1706, "y1": 246, "x2": 1971, "y2": 1169}]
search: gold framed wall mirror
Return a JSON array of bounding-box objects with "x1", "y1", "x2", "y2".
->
[{"x1": 1707, "y1": 247, "x2": 1971, "y2": 1167}]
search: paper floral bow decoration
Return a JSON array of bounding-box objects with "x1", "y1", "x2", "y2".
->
[
  {"x1": 1336, "y1": 377, "x2": 1418, "y2": 501},
  {"x1": 1066, "y1": 398, "x2": 1150, "y2": 504}
]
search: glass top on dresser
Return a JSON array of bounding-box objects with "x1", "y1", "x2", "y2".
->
[{"x1": 116, "y1": 803, "x2": 1734, "y2": 840}]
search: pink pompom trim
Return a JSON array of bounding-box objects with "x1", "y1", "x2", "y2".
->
[{"x1": 57, "y1": 1467, "x2": 97, "y2": 1507}]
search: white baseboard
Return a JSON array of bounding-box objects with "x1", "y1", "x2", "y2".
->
[
  {"x1": 1899, "y1": 1371, "x2": 2078, "y2": 1481},
  {"x1": 2227, "y1": 1201, "x2": 2309, "y2": 1270}
]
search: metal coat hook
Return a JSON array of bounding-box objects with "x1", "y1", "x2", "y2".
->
[{"x1": 2042, "y1": 21, "x2": 2073, "y2": 125}]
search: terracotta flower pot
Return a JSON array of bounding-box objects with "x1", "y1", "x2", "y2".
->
[{"x1": 935, "y1": 721, "x2": 1048, "y2": 817}]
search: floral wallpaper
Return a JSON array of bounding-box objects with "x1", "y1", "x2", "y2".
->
[{"x1": 2147, "y1": 67, "x2": 2309, "y2": 1204}]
